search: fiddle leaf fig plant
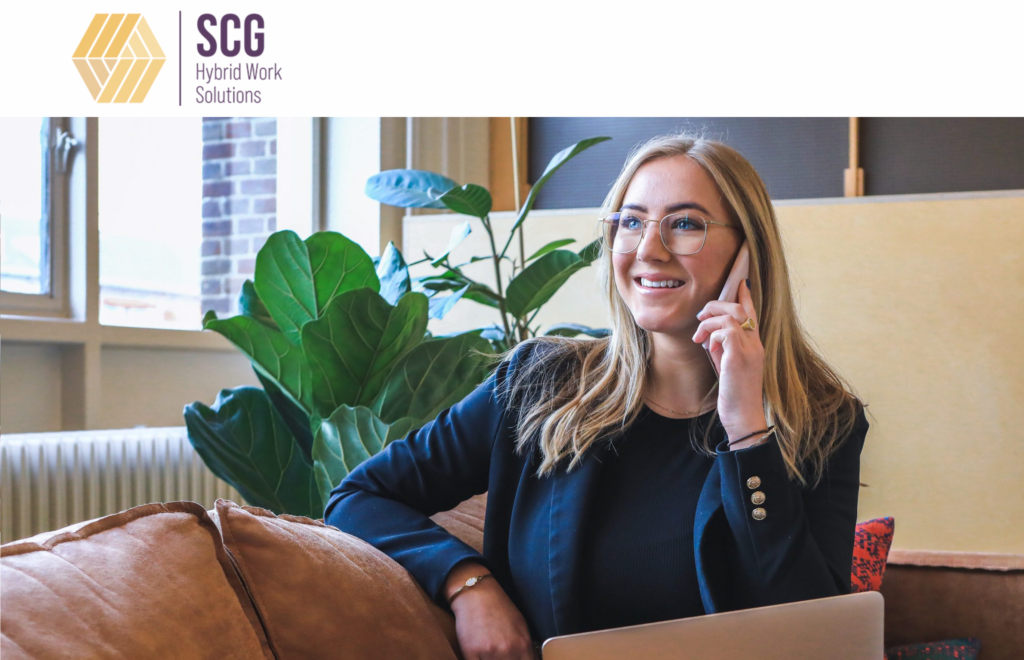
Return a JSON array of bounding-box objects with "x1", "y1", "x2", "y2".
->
[
  {"x1": 185, "y1": 229, "x2": 492, "y2": 519},
  {"x1": 365, "y1": 135, "x2": 614, "y2": 351},
  {"x1": 185, "y1": 135, "x2": 616, "y2": 517}
]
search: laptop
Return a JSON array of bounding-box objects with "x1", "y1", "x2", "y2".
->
[{"x1": 541, "y1": 591, "x2": 883, "y2": 659}]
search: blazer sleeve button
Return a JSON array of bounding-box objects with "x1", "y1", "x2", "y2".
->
[
  {"x1": 751, "y1": 491, "x2": 766, "y2": 505},
  {"x1": 752, "y1": 508, "x2": 767, "y2": 521},
  {"x1": 746, "y1": 476, "x2": 761, "y2": 489}
]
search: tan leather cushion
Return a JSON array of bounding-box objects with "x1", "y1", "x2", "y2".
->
[
  {"x1": 430, "y1": 493, "x2": 486, "y2": 555},
  {"x1": 0, "y1": 501, "x2": 271, "y2": 660},
  {"x1": 211, "y1": 498, "x2": 458, "y2": 660}
]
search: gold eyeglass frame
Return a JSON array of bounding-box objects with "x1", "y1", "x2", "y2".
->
[{"x1": 598, "y1": 211, "x2": 741, "y2": 256}]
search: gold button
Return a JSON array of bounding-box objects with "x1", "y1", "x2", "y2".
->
[
  {"x1": 747, "y1": 476, "x2": 761, "y2": 489},
  {"x1": 752, "y1": 508, "x2": 767, "y2": 521},
  {"x1": 751, "y1": 491, "x2": 766, "y2": 505}
]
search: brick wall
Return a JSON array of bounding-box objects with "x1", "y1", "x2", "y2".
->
[{"x1": 200, "y1": 117, "x2": 277, "y2": 316}]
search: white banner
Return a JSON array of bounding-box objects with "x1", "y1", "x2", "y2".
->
[{"x1": 0, "y1": 0, "x2": 1021, "y2": 116}]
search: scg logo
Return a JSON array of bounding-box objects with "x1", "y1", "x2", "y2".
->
[{"x1": 197, "y1": 14, "x2": 264, "y2": 57}]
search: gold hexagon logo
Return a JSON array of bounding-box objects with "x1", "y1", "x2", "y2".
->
[{"x1": 72, "y1": 14, "x2": 165, "y2": 103}]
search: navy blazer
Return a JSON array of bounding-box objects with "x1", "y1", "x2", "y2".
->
[{"x1": 323, "y1": 341, "x2": 870, "y2": 642}]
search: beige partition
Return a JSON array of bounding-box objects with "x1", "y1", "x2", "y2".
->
[{"x1": 405, "y1": 191, "x2": 1024, "y2": 554}]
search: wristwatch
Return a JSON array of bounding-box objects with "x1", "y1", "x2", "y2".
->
[{"x1": 448, "y1": 573, "x2": 493, "y2": 606}]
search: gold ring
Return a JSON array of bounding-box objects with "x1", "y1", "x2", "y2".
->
[{"x1": 740, "y1": 318, "x2": 756, "y2": 331}]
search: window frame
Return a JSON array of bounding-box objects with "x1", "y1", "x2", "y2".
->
[
  {"x1": 2, "y1": 117, "x2": 324, "y2": 336},
  {"x1": 1, "y1": 117, "x2": 71, "y2": 317}
]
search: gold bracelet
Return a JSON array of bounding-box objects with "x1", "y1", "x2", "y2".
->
[{"x1": 448, "y1": 573, "x2": 492, "y2": 606}]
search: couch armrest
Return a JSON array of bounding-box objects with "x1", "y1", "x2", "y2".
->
[{"x1": 880, "y1": 549, "x2": 1024, "y2": 660}]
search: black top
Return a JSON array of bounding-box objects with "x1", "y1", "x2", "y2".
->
[{"x1": 578, "y1": 404, "x2": 718, "y2": 632}]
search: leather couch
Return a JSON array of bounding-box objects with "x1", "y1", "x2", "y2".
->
[{"x1": 1, "y1": 494, "x2": 1020, "y2": 659}]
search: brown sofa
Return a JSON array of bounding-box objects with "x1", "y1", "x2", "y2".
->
[
  {"x1": 880, "y1": 549, "x2": 1024, "y2": 659},
  {"x1": 1, "y1": 494, "x2": 1020, "y2": 659}
]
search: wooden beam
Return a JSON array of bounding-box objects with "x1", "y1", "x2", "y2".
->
[
  {"x1": 844, "y1": 117, "x2": 865, "y2": 197},
  {"x1": 489, "y1": 118, "x2": 530, "y2": 212}
]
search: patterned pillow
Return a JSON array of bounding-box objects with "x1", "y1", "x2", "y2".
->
[
  {"x1": 850, "y1": 516, "x2": 895, "y2": 593},
  {"x1": 885, "y1": 637, "x2": 981, "y2": 660}
]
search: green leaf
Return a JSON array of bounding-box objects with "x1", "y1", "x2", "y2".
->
[
  {"x1": 526, "y1": 239, "x2": 576, "y2": 263},
  {"x1": 370, "y1": 333, "x2": 492, "y2": 424},
  {"x1": 428, "y1": 283, "x2": 471, "y2": 319},
  {"x1": 431, "y1": 220, "x2": 472, "y2": 267},
  {"x1": 440, "y1": 183, "x2": 492, "y2": 219},
  {"x1": 305, "y1": 232, "x2": 379, "y2": 316},
  {"x1": 543, "y1": 323, "x2": 612, "y2": 338},
  {"x1": 365, "y1": 169, "x2": 457, "y2": 209},
  {"x1": 445, "y1": 324, "x2": 505, "y2": 342},
  {"x1": 204, "y1": 310, "x2": 312, "y2": 412},
  {"x1": 578, "y1": 237, "x2": 603, "y2": 264},
  {"x1": 184, "y1": 387, "x2": 321, "y2": 518},
  {"x1": 479, "y1": 325, "x2": 506, "y2": 341},
  {"x1": 501, "y1": 137, "x2": 611, "y2": 257},
  {"x1": 254, "y1": 231, "x2": 317, "y2": 344},
  {"x1": 417, "y1": 271, "x2": 502, "y2": 309},
  {"x1": 376, "y1": 241, "x2": 411, "y2": 306},
  {"x1": 463, "y1": 291, "x2": 501, "y2": 309},
  {"x1": 417, "y1": 277, "x2": 469, "y2": 295},
  {"x1": 253, "y1": 369, "x2": 313, "y2": 465},
  {"x1": 454, "y1": 255, "x2": 511, "y2": 268},
  {"x1": 301, "y1": 288, "x2": 429, "y2": 418},
  {"x1": 505, "y1": 249, "x2": 589, "y2": 318},
  {"x1": 238, "y1": 280, "x2": 276, "y2": 328},
  {"x1": 312, "y1": 406, "x2": 417, "y2": 503},
  {"x1": 253, "y1": 231, "x2": 379, "y2": 343}
]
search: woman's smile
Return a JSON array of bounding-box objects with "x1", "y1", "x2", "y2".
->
[{"x1": 633, "y1": 275, "x2": 686, "y2": 293}]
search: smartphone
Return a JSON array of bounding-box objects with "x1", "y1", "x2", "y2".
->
[{"x1": 702, "y1": 241, "x2": 750, "y2": 376}]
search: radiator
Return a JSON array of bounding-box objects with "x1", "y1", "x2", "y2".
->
[{"x1": 1, "y1": 426, "x2": 243, "y2": 544}]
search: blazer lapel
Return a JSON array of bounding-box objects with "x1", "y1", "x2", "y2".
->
[
  {"x1": 693, "y1": 459, "x2": 725, "y2": 614},
  {"x1": 547, "y1": 439, "x2": 611, "y2": 636}
]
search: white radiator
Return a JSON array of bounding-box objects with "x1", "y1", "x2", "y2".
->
[{"x1": 1, "y1": 426, "x2": 243, "y2": 544}]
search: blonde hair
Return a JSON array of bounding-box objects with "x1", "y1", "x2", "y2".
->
[{"x1": 495, "y1": 130, "x2": 867, "y2": 487}]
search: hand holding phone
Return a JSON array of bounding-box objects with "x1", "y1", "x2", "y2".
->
[{"x1": 701, "y1": 241, "x2": 750, "y2": 377}]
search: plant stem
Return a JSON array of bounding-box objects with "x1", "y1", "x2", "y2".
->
[
  {"x1": 482, "y1": 214, "x2": 514, "y2": 343},
  {"x1": 511, "y1": 118, "x2": 526, "y2": 268}
]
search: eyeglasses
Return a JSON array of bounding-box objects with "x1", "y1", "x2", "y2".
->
[{"x1": 598, "y1": 211, "x2": 740, "y2": 256}]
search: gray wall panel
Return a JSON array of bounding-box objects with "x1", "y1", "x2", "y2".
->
[
  {"x1": 860, "y1": 118, "x2": 1024, "y2": 195},
  {"x1": 527, "y1": 118, "x2": 848, "y2": 209}
]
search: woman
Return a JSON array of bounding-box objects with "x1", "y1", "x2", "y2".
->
[{"x1": 323, "y1": 132, "x2": 871, "y2": 660}]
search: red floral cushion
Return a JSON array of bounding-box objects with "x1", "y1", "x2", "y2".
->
[
  {"x1": 884, "y1": 637, "x2": 980, "y2": 660},
  {"x1": 850, "y1": 516, "x2": 895, "y2": 593}
]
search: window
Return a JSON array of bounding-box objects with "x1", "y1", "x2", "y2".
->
[
  {"x1": 97, "y1": 117, "x2": 317, "y2": 330},
  {"x1": 1, "y1": 118, "x2": 71, "y2": 314},
  {"x1": 0, "y1": 118, "x2": 48, "y2": 294}
]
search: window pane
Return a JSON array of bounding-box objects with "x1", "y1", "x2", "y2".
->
[
  {"x1": 99, "y1": 118, "x2": 203, "y2": 329},
  {"x1": 99, "y1": 117, "x2": 315, "y2": 330},
  {"x1": 0, "y1": 118, "x2": 49, "y2": 295}
]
